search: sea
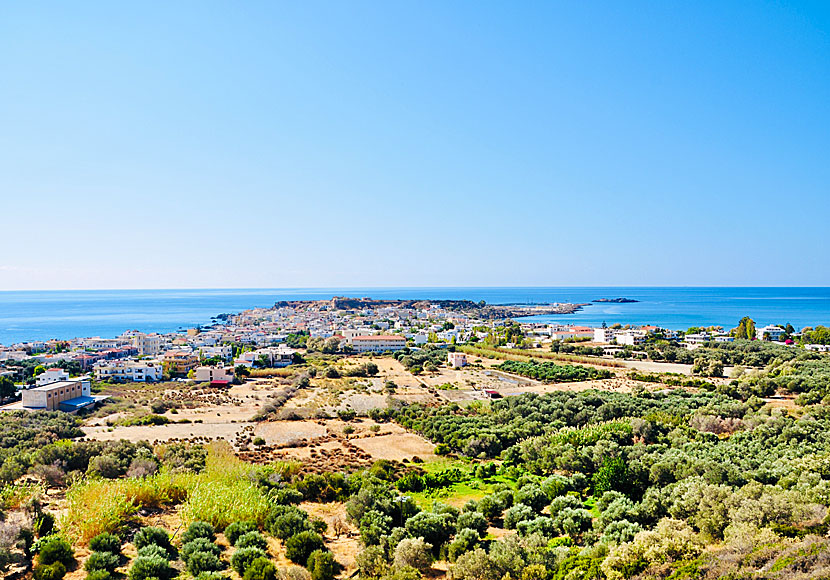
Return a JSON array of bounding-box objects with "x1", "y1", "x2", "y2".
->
[{"x1": 0, "y1": 287, "x2": 829, "y2": 346}]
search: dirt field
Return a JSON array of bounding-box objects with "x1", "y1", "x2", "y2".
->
[{"x1": 81, "y1": 354, "x2": 702, "y2": 470}]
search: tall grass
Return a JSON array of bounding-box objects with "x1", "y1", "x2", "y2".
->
[
  {"x1": 63, "y1": 471, "x2": 191, "y2": 543},
  {"x1": 180, "y1": 441, "x2": 271, "y2": 529},
  {"x1": 62, "y1": 442, "x2": 289, "y2": 543},
  {"x1": 1, "y1": 482, "x2": 44, "y2": 510}
]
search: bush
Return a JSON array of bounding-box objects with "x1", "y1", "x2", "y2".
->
[
  {"x1": 448, "y1": 528, "x2": 479, "y2": 562},
  {"x1": 128, "y1": 555, "x2": 175, "y2": 580},
  {"x1": 236, "y1": 531, "x2": 268, "y2": 551},
  {"x1": 231, "y1": 547, "x2": 267, "y2": 576},
  {"x1": 136, "y1": 544, "x2": 170, "y2": 560},
  {"x1": 503, "y1": 504, "x2": 535, "y2": 529},
  {"x1": 225, "y1": 520, "x2": 258, "y2": 545},
  {"x1": 182, "y1": 521, "x2": 216, "y2": 544},
  {"x1": 456, "y1": 512, "x2": 488, "y2": 538},
  {"x1": 84, "y1": 551, "x2": 120, "y2": 572},
  {"x1": 34, "y1": 536, "x2": 75, "y2": 566},
  {"x1": 393, "y1": 537, "x2": 432, "y2": 572},
  {"x1": 37, "y1": 536, "x2": 74, "y2": 566},
  {"x1": 187, "y1": 550, "x2": 225, "y2": 575},
  {"x1": 307, "y1": 550, "x2": 338, "y2": 580},
  {"x1": 267, "y1": 508, "x2": 313, "y2": 540},
  {"x1": 33, "y1": 562, "x2": 67, "y2": 580},
  {"x1": 182, "y1": 538, "x2": 222, "y2": 562},
  {"x1": 285, "y1": 531, "x2": 325, "y2": 565},
  {"x1": 133, "y1": 526, "x2": 175, "y2": 558},
  {"x1": 195, "y1": 573, "x2": 229, "y2": 580},
  {"x1": 242, "y1": 557, "x2": 277, "y2": 580},
  {"x1": 89, "y1": 532, "x2": 121, "y2": 555},
  {"x1": 85, "y1": 571, "x2": 112, "y2": 580}
]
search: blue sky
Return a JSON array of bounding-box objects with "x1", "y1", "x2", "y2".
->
[{"x1": 1, "y1": 1, "x2": 828, "y2": 289}]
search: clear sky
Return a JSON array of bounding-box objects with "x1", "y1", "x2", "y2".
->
[{"x1": 1, "y1": 1, "x2": 828, "y2": 290}]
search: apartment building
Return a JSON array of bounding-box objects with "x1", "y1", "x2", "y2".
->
[
  {"x1": 161, "y1": 350, "x2": 199, "y2": 376},
  {"x1": 593, "y1": 328, "x2": 616, "y2": 344},
  {"x1": 756, "y1": 325, "x2": 786, "y2": 341},
  {"x1": 615, "y1": 330, "x2": 646, "y2": 346},
  {"x1": 349, "y1": 335, "x2": 407, "y2": 353},
  {"x1": 36, "y1": 368, "x2": 70, "y2": 386},
  {"x1": 94, "y1": 360, "x2": 162, "y2": 382},
  {"x1": 132, "y1": 333, "x2": 162, "y2": 356}
]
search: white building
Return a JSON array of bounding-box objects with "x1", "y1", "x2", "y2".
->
[
  {"x1": 235, "y1": 346, "x2": 296, "y2": 368},
  {"x1": 94, "y1": 360, "x2": 162, "y2": 383},
  {"x1": 36, "y1": 368, "x2": 70, "y2": 387},
  {"x1": 349, "y1": 335, "x2": 407, "y2": 353},
  {"x1": 684, "y1": 333, "x2": 711, "y2": 346},
  {"x1": 447, "y1": 352, "x2": 467, "y2": 368},
  {"x1": 593, "y1": 328, "x2": 616, "y2": 344},
  {"x1": 756, "y1": 325, "x2": 786, "y2": 341},
  {"x1": 806, "y1": 344, "x2": 830, "y2": 353},
  {"x1": 198, "y1": 345, "x2": 233, "y2": 361},
  {"x1": 616, "y1": 330, "x2": 646, "y2": 346},
  {"x1": 132, "y1": 333, "x2": 162, "y2": 356}
]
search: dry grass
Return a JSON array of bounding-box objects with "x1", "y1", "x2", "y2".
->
[{"x1": 458, "y1": 344, "x2": 624, "y2": 368}]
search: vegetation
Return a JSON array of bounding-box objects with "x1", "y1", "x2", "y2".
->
[{"x1": 496, "y1": 360, "x2": 613, "y2": 382}]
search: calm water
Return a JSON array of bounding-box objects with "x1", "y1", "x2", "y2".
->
[{"x1": 0, "y1": 288, "x2": 828, "y2": 345}]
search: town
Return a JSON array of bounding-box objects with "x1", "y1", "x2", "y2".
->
[{"x1": 1, "y1": 297, "x2": 826, "y2": 414}]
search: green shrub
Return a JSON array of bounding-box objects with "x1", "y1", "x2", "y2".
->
[
  {"x1": 85, "y1": 570, "x2": 112, "y2": 580},
  {"x1": 33, "y1": 562, "x2": 66, "y2": 580},
  {"x1": 195, "y1": 573, "x2": 229, "y2": 580},
  {"x1": 285, "y1": 531, "x2": 325, "y2": 565},
  {"x1": 224, "y1": 521, "x2": 258, "y2": 545},
  {"x1": 182, "y1": 521, "x2": 216, "y2": 544},
  {"x1": 236, "y1": 531, "x2": 268, "y2": 551},
  {"x1": 128, "y1": 555, "x2": 175, "y2": 580},
  {"x1": 36, "y1": 536, "x2": 74, "y2": 566},
  {"x1": 267, "y1": 507, "x2": 313, "y2": 540},
  {"x1": 84, "y1": 551, "x2": 120, "y2": 572},
  {"x1": 136, "y1": 544, "x2": 170, "y2": 560},
  {"x1": 89, "y1": 532, "x2": 121, "y2": 555},
  {"x1": 242, "y1": 557, "x2": 277, "y2": 580},
  {"x1": 231, "y1": 547, "x2": 267, "y2": 576},
  {"x1": 307, "y1": 550, "x2": 338, "y2": 580},
  {"x1": 187, "y1": 550, "x2": 225, "y2": 575},
  {"x1": 182, "y1": 538, "x2": 222, "y2": 563},
  {"x1": 133, "y1": 527, "x2": 175, "y2": 558}
]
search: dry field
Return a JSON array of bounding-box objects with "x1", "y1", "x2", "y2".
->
[{"x1": 81, "y1": 354, "x2": 701, "y2": 470}]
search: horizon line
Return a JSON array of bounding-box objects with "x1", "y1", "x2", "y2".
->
[{"x1": 2, "y1": 285, "x2": 830, "y2": 293}]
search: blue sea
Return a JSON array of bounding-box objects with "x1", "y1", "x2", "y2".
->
[{"x1": 0, "y1": 287, "x2": 828, "y2": 346}]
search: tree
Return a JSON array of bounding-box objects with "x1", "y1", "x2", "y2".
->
[
  {"x1": 393, "y1": 538, "x2": 432, "y2": 572},
  {"x1": 733, "y1": 317, "x2": 756, "y2": 340},
  {"x1": 404, "y1": 513, "x2": 454, "y2": 552},
  {"x1": 450, "y1": 548, "x2": 500, "y2": 580},
  {"x1": 0, "y1": 376, "x2": 15, "y2": 401},
  {"x1": 285, "y1": 531, "x2": 325, "y2": 565},
  {"x1": 242, "y1": 557, "x2": 277, "y2": 580},
  {"x1": 307, "y1": 550, "x2": 338, "y2": 580}
]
